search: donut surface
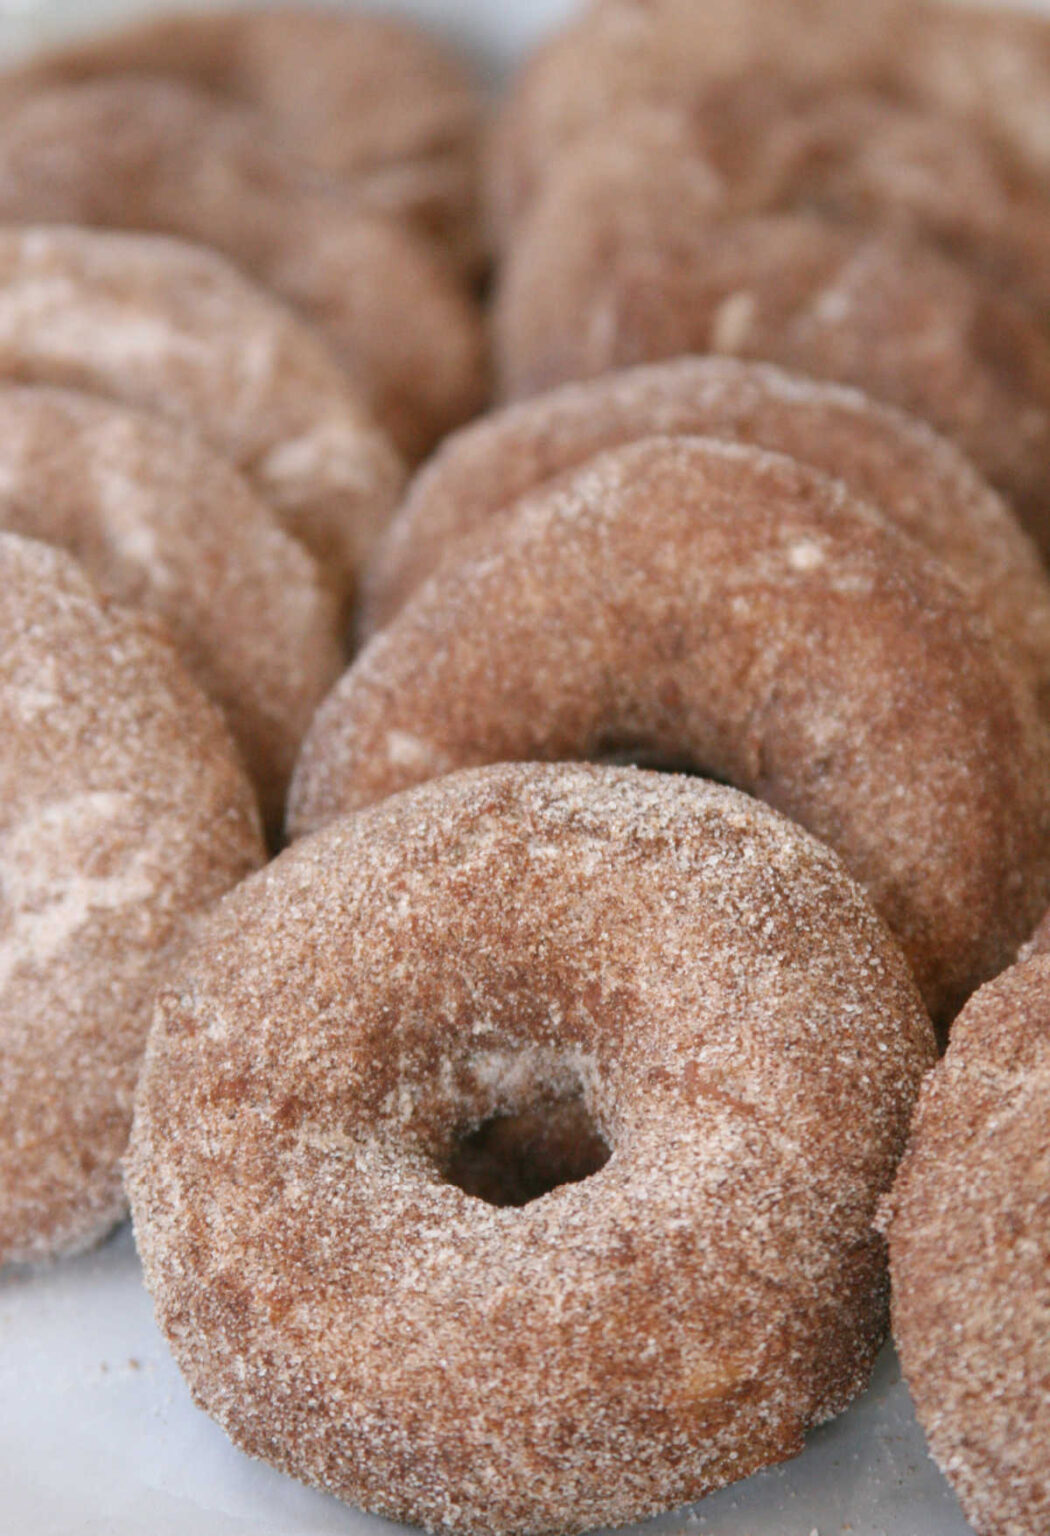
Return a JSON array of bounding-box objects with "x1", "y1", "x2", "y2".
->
[
  {"x1": 0, "y1": 224, "x2": 404, "y2": 599},
  {"x1": 495, "y1": 191, "x2": 1050, "y2": 558},
  {"x1": 0, "y1": 77, "x2": 487, "y2": 460},
  {"x1": 5, "y1": 4, "x2": 484, "y2": 275},
  {"x1": 364, "y1": 358, "x2": 1050, "y2": 716},
  {"x1": 880, "y1": 955, "x2": 1050, "y2": 1536},
  {"x1": 130, "y1": 761, "x2": 935, "y2": 1536},
  {"x1": 0, "y1": 383, "x2": 343, "y2": 831},
  {"x1": 294, "y1": 436, "x2": 1050, "y2": 1024},
  {"x1": 0, "y1": 533, "x2": 264, "y2": 1266}
]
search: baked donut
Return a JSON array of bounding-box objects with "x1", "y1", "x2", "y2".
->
[
  {"x1": 363, "y1": 358, "x2": 1050, "y2": 719},
  {"x1": 488, "y1": 0, "x2": 1050, "y2": 243},
  {"x1": 495, "y1": 194, "x2": 1050, "y2": 559},
  {"x1": 3, "y1": 4, "x2": 484, "y2": 276},
  {"x1": 0, "y1": 224, "x2": 404, "y2": 601},
  {"x1": 129, "y1": 760, "x2": 935, "y2": 1536},
  {"x1": 0, "y1": 383, "x2": 344, "y2": 832},
  {"x1": 0, "y1": 77, "x2": 488, "y2": 460},
  {"x1": 0, "y1": 532, "x2": 263, "y2": 1267},
  {"x1": 879, "y1": 954, "x2": 1050, "y2": 1536},
  {"x1": 293, "y1": 436, "x2": 1050, "y2": 1025}
]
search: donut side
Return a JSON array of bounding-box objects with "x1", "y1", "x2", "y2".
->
[
  {"x1": 880, "y1": 955, "x2": 1050, "y2": 1536},
  {"x1": 0, "y1": 533, "x2": 264, "y2": 1265}
]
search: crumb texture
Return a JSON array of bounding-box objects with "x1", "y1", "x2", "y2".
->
[{"x1": 129, "y1": 762, "x2": 935, "y2": 1536}]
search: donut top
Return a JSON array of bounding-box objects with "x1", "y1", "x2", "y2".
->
[
  {"x1": 881, "y1": 955, "x2": 1050, "y2": 1536},
  {"x1": 364, "y1": 358, "x2": 1050, "y2": 716},
  {"x1": 0, "y1": 222, "x2": 404, "y2": 594},
  {"x1": 0, "y1": 532, "x2": 264, "y2": 1264},
  {"x1": 130, "y1": 762, "x2": 934, "y2": 1534}
]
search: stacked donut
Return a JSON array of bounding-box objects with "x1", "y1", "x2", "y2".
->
[{"x1": 3, "y1": 7, "x2": 1050, "y2": 1536}]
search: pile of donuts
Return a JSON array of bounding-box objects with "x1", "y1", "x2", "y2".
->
[{"x1": 1, "y1": 3, "x2": 1048, "y2": 1536}]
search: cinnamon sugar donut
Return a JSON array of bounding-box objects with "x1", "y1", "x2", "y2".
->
[
  {"x1": 0, "y1": 77, "x2": 488, "y2": 460},
  {"x1": 879, "y1": 955, "x2": 1050, "y2": 1536},
  {"x1": 5, "y1": 4, "x2": 484, "y2": 276},
  {"x1": 129, "y1": 761, "x2": 935, "y2": 1536},
  {"x1": 363, "y1": 359, "x2": 1050, "y2": 717},
  {"x1": 0, "y1": 383, "x2": 343, "y2": 832},
  {"x1": 0, "y1": 224, "x2": 404, "y2": 600},
  {"x1": 292, "y1": 436, "x2": 1050, "y2": 1025},
  {"x1": 0, "y1": 532, "x2": 263, "y2": 1266},
  {"x1": 495, "y1": 197, "x2": 1050, "y2": 558}
]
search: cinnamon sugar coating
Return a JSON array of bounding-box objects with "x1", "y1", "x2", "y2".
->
[
  {"x1": 129, "y1": 762, "x2": 935, "y2": 1536},
  {"x1": 4, "y1": 4, "x2": 484, "y2": 277},
  {"x1": 0, "y1": 533, "x2": 264, "y2": 1266},
  {"x1": 0, "y1": 224, "x2": 404, "y2": 600},
  {"x1": 0, "y1": 77, "x2": 488, "y2": 461},
  {"x1": 495, "y1": 195, "x2": 1050, "y2": 559},
  {"x1": 0, "y1": 384, "x2": 344, "y2": 832},
  {"x1": 488, "y1": 0, "x2": 1050, "y2": 243},
  {"x1": 293, "y1": 436, "x2": 1050, "y2": 1025},
  {"x1": 363, "y1": 359, "x2": 1050, "y2": 718},
  {"x1": 880, "y1": 955, "x2": 1050, "y2": 1536}
]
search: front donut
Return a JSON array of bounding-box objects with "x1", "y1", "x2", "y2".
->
[{"x1": 128, "y1": 762, "x2": 935, "y2": 1536}]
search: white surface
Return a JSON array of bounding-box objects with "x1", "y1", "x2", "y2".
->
[{"x1": 0, "y1": 1, "x2": 1042, "y2": 1534}]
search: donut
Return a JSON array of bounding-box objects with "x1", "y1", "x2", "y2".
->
[
  {"x1": 0, "y1": 383, "x2": 344, "y2": 832},
  {"x1": 292, "y1": 436, "x2": 1050, "y2": 1025},
  {"x1": 879, "y1": 954, "x2": 1050, "y2": 1536},
  {"x1": 0, "y1": 224, "x2": 404, "y2": 601},
  {"x1": 3, "y1": 4, "x2": 484, "y2": 276},
  {"x1": 0, "y1": 77, "x2": 488, "y2": 460},
  {"x1": 488, "y1": 0, "x2": 1050, "y2": 243},
  {"x1": 363, "y1": 358, "x2": 1050, "y2": 719},
  {"x1": 494, "y1": 194, "x2": 1050, "y2": 560},
  {"x1": 129, "y1": 760, "x2": 936, "y2": 1536},
  {"x1": 0, "y1": 532, "x2": 264, "y2": 1267}
]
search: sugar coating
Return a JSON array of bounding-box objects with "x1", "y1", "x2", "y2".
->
[
  {"x1": 3, "y1": 4, "x2": 485, "y2": 278},
  {"x1": 0, "y1": 77, "x2": 487, "y2": 462},
  {"x1": 0, "y1": 383, "x2": 344, "y2": 830},
  {"x1": 494, "y1": 187, "x2": 1050, "y2": 558},
  {"x1": 0, "y1": 533, "x2": 264, "y2": 1266},
  {"x1": 363, "y1": 357, "x2": 1050, "y2": 716},
  {"x1": 0, "y1": 222, "x2": 405, "y2": 594},
  {"x1": 294, "y1": 435, "x2": 1050, "y2": 1025},
  {"x1": 129, "y1": 761, "x2": 936, "y2": 1536},
  {"x1": 880, "y1": 954, "x2": 1050, "y2": 1536}
]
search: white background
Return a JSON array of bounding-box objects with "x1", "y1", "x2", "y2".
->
[{"x1": 0, "y1": 3, "x2": 1042, "y2": 1535}]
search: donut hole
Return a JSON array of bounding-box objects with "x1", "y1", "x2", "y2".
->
[
  {"x1": 593, "y1": 735, "x2": 721, "y2": 781},
  {"x1": 444, "y1": 1088, "x2": 611, "y2": 1207}
]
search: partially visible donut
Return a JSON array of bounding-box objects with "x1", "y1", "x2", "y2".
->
[
  {"x1": 495, "y1": 195, "x2": 1050, "y2": 559},
  {"x1": 130, "y1": 761, "x2": 935, "y2": 1536},
  {"x1": 0, "y1": 383, "x2": 344, "y2": 832},
  {"x1": 3, "y1": 4, "x2": 484, "y2": 276},
  {"x1": 0, "y1": 224, "x2": 405, "y2": 601},
  {"x1": 880, "y1": 954, "x2": 1050, "y2": 1536},
  {"x1": 0, "y1": 532, "x2": 264, "y2": 1266},
  {"x1": 292, "y1": 436, "x2": 1050, "y2": 1025},
  {"x1": 363, "y1": 358, "x2": 1050, "y2": 718},
  {"x1": 0, "y1": 78, "x2": 488, "y2": 460}
]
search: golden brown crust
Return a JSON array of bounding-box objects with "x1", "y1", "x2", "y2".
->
[
  {"x1": 293, "y1": 436, "x2": 1050, "y2": 1025},
  {"x1": 4, "y1": 4, "x2": 485, "y2": 276},
  {"x1": 494, "y1": 191, "x2": 1050, "y2": 560},
  {"x1": 880, "y1": 955, "x2": 1050, "y2": 1536},
  {"x1": 0, "y1": 383, "x2": 344, "y2": 832},
  {"x1": 363, "y1": 358, "x2": 1050, "y2": 718},
  {"x1": 130, "y1": 761, "x2": 935, "y2": 1536},
  {"x1": 0, "y1": 532, "x2": 264, "y2": 1266},
  {"x1": 0, "y1": 77, "x2": 488, "y2": 460},
  {"x1": 0, "y1": 223, "x2": 404, "y2": 601}
]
